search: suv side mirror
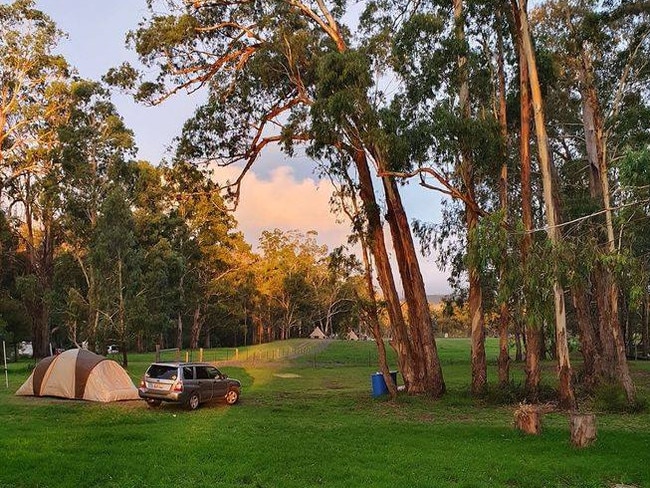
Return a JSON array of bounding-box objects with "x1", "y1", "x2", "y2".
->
[{"x1": 221, "y1": 373, "x2": 228, "y2": 380}]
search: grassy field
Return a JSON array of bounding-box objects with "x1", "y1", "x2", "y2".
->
[{"x1": 1, "y1": 338, "x2": 649, "y2": 488}]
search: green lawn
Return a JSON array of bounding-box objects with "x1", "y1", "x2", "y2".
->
[{"x1": 1, "y1": 338, "x2": 648, "y2": 488}]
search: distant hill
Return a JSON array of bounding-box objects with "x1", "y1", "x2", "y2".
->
[{"x1": 427, "y1": 294, "x2": 448, "y2": 305}]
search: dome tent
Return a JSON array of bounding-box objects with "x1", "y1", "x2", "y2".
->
[{"x1": 16, "y1": 349, "x2": 139, "y2": 402}]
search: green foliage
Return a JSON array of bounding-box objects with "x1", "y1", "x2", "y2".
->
[
  {"x1": 593, "y1": 382, "x2": 648, "y2": 414},
  {"x1": 619, "y1": 149, "x2": 650, "y2": 187}
]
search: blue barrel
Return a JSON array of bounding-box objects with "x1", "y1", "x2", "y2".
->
[{"x1": 371, "y1": 371, "x2": 398, "y2": 397}]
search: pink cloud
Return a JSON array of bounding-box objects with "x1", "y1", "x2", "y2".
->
[{"x1": 214, "y1": 165, "x2": 351, "y2": 251}]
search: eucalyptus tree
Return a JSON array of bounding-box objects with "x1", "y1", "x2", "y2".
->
[
  {"x1": 115, "y1": 0, "x2": 445, "y2": 395},
  {"x1": 255, "y1": 229, "x2": 324, "y2": 340},
  {"x1": 510, "y1": 0, "x2": 577, "y2": 408},
  {"x1": 531, "y1": 0, "x2": 649, "y2": 404},
  {"x1": 0, "y1": 0, "x2": 74, "y2": 357},
  {"x1": 366, "y1": 0, "x2": 506, "y2": 395},
  {"x1": 161, "y1": 160, "x2": 252, "y2": 350},
  {"x1": 90, "y1": 187, "x2": 140, "y2": 366},
  {"x1": 58, "y1": 80, "x2": 137, "y2": 352},
  {"x1": 328, "y1": 167, "x2": 398, "y2": 397}
]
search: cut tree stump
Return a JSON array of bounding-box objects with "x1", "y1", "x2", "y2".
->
[
  {"x1": 514, "y1": 404, "x2": 541, "y2": 435},
  {"x1": 570, "y1": 413, "x2": 597, "y2": 447}
]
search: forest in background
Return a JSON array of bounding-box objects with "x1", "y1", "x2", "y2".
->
[{"x1": 1, "y1": 0, "x2": 649, "y2": 406}]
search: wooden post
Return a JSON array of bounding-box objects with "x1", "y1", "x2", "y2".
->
[
  {"x1": 185, "y1": 351, "x2": 189, "y2": 362},
  {"x1": 514, "y1": 404, "x2": 542, "y2": 435},
  {"x1": 199, "y1": 348, "x2": 203, "y2": 362},
  {"x1": 570, "y1": 413, "x2": 597, "y2": 447},
  {"x1": 155, "y1": 344, "x2": 160, "y2": 362},
  {"x1": 235, "y1": 348, "x2": 239, "y2": 360}
]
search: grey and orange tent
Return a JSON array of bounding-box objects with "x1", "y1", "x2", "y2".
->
[{"x1": 16, "y1": 349, "x2": 139, "y2": 402}]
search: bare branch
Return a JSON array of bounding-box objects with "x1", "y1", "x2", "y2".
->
[{"x1": 378, "y1": 167, "x2": 489, "y2": 218}]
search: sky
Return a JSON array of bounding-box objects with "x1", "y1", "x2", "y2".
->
[{"x1": 31, "y1": 0, "x2": 452, "y2": 294}]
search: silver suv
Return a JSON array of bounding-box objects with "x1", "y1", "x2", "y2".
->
[{"x1": 138, "y1": 362, "x2": 241, "y2": 410}]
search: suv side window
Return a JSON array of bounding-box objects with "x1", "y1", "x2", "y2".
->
[
  {"x1": 182, "y1": 366, "x2": 194, "y2": 380},
  {"x1": 195, "y1": 366, "x2": 209, "y2": 380},
  {"x1": 206, "y1": 366, "x2": 220, "y2": 379}
]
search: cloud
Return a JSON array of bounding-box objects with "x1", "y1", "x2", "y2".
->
[{"x1": 214, "y1": 165, "x2": 351, "y2": 251}]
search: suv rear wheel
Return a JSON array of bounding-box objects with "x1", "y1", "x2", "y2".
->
[{"x1": 187, "y1": 392, "x2": 200, "y2": 410}]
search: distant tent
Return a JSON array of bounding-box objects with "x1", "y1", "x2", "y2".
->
[
  {"x1": 309, "y1": 326, "x2": 327, "y2": 339},
  {"x1": 16, "y1": 349, "x2": 139, "y2": 402},
  {"x1": 346, "y1": 330, "x2": 359, "y2": 341}
]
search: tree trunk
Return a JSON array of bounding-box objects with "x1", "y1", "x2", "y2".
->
[
  {"x1": 455, "y1": 0, "x2": 486, "y2": 397},
  {"x1": 190, "y1": 305, "x2": 203, "y2": 349},
  {"x1": 607, "y1": 278, "x2": 636, "y2": 402},
  {"x1": 519, "y1": 1, "x2": 576, "y2": 410},
  {"x1": 643, "y1": 293, "x2": 649, "y2": 358},
  {"x1": 524, "y1": 323, "x2": 542, "y2": 402},
  {"x1": 496, "y1": 7, "x2": 511, "y2": 388},
  {"x1": 514, "y1": 321, "x2": 524, "y2": 362},
  {"x1": 360, "y1": 232, "x2": 397, "y2": 398},
  {"x1": 381, "y1": 176, "x2": 445, "y2": 397},
  {"x1": 467, "y1": 220, "x2": 487, "y2": 396},
  {"x1": 176, "y1": 311, "x2": 183, "y2": 351},
  {"x1": 571, "y1": 283, "x2": 601, "y2": 389},
  {"x1": 353, "y1": 148, "x2": 417, "y2": 392},
  {"x1": 339, "y1": 167, "x2": 397, "y2": 397},
  {"x1": 594, "y1": 266, "x2": 616, "y2": 370},
  {"x1": 511, "y1": 0, "x2": 541, "y2": 406},
  {"x1": 117, "y1": 255, "x2": 128, "y2": 367},
  {"x1": 579, "y1": 44, "x2": 636, "y2": 403},
  {"x1": 87, "y1": 269, "x2": 99, "y2": 353},
  {"x1": 570, "y1": 413, "x2": 597, "y2": 448}
]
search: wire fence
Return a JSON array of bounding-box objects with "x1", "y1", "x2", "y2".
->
[
  {"x1": 154, "y1": 340, "x2": 383, "y2": 368},
  {"x1": 154, "y1": 341, "x2": 330, "y2": 364}
]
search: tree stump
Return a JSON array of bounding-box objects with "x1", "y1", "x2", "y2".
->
[
  {"x1": 514, "y1": 404, "x2": 541, "y2": 435},
  {"x1": 570, "y1": 413, "x2": 597, "y2": 447}
]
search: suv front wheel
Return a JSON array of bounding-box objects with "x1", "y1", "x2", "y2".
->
[{"x1": 225, "y1": 388, "x2": 239, "y2": 405}]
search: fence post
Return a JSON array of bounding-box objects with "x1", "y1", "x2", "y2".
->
[
  {"x1": 185, "y1": 351, "x2": 189, "y2": 362},
  {"x1": 199, "y1": 348, "x2": 203, "y2": 362},
  {"x1": 235, "y1": 348, "x2": 239, "y2": 360}
]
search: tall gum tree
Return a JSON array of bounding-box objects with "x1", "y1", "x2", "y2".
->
[
  {"x1": 507, "y1": 0, "x2": 542, "y2": 402},
  {"x1": 515, "y1": 0, "x2": 576, "y2": 409},
  {"x1": 118, "y1": 0, "x2": 444, "y2": 396},
  {"x1": 369, "y1": 0, "x2": 504, "y2": 396},
  {"x1": 533, "y1": 0, "x2": 649, "y2": 403},
  {"x1": 0, "y1": 0, "x2": 72, "y2": 357},
  {"x1": 454, "y1": 0, "x2": 487, "y2": 397}
]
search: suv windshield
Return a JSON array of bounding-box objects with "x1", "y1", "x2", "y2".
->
[{"x1": 146, "y1": 365, "x2": 178, "y2": 380}]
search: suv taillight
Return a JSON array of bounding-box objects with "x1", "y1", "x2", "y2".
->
[
  {"x1": 140, "y1": 379, "x2": 145, "y2": 388},
  {"x1": 172, "y1": 381, "x2": 183, "y2": 392}
]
